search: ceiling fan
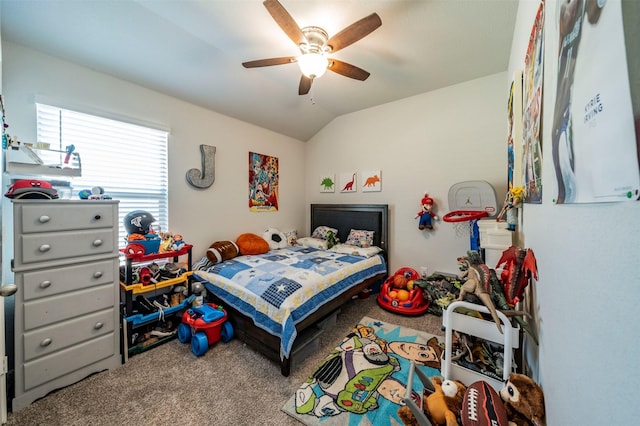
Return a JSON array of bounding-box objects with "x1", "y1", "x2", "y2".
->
[{"x1": 242, "y1": 0, "x2": 382, "y2": 95}]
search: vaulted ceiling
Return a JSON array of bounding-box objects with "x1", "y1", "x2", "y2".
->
[{"x1": 1, "y1": 0, "x2": 518, "y2": 141}]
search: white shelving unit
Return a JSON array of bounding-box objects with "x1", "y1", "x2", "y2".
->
[
  {"x1": 442, "y1": 300, "x2": 520, "y2": 392},
  {"x1": 4, "y1": 145, "x2": 81, "y2": 177}
]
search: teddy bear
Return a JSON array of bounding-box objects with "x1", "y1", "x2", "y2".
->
[
  {"x1": 499, "y1": 373, "x2": 545, "y2": 426},
  {"x1": 398, "y1": 376, "x2": 466, "y2": 426}
]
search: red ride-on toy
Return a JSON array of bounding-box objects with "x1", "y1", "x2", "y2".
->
[
  {"x1": 177, "y1": 303, "x2": 234, "y2": 356},
  {"x1": 377, "y1": 267, "x2": 429, "y2": 315}
]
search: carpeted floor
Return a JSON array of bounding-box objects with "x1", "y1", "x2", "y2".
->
[{"x1": 5, "y1": 296, "x2": 444, "y2": 426}]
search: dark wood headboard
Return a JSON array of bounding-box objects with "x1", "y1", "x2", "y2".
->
[{"x1": 310, "y1": 204, "x2": 389, "y2": 253}]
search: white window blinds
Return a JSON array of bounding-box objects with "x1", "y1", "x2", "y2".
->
[{"x1": 36, "y1": 103, "x2": 169, "y2": 246}]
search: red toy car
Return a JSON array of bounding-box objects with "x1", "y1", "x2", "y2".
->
[
  {"x1": 377, "y1": 267, "x2": 429, "y2": 315},
  {"x1": 177, "y1": 302, "x2": 234, "y2": 356}
]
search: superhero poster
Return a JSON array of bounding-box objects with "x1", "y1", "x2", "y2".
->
[
  {"x1": 249, "y1": 151, "x2": 278, "y2": 212},
  {"x1": 522, "y1": 1, "x2": 544, "y2": 204}
]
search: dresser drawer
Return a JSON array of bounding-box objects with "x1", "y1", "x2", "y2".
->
[
  {"x1": 18, "y1": 228, "x2": 115, "y2": 265},
  {"x1": 18, "y1": 202, "x2": 115, "y2": 233},
  {"x1": 23, "y1": 308, "x2": 115, "y2": 362},
  {"x1": 23, "y1": 333, "x2": 116, "y2": 391},
  {"x1": 23, "y1": 284, "x2": 115, "y2": 331},
  {"x1": 21, "y1": 259, "x2": 117, "y2": 302}
]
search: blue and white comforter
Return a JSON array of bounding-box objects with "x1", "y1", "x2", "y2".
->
[{"x1": 193, "y1": 246, "x2": 386, "y2": 359}]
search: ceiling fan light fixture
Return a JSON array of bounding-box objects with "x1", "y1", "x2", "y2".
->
[{"x1": 297, "y1": 53, "x2": 328, "y2": 79}]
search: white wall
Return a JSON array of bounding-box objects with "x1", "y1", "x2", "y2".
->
[
  {"x1": 1, "y1": 42, "x2": 307, "y2": 261},
  {"x1": 509, "y1": 1, "x2": 640, "y2": 424},
  {"x1": 304, "y1": 72, "x2": 508, "y2": 274}
]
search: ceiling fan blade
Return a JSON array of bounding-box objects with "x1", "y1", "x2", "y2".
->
[
  {"x1": 326, "y1": 13, "x2": 382, "y2": 53},
  {"x1": 263, "y1": 0, "x2": 306, "y2": 46},
  {"x1": 242, "y1": 57, "x2": 296, "y2": 68},
  {"x1": 298, "y1": 75, "x2": 312, "y2": 95},
  {"x1": 328, "y1": 59, "x2": 370, "y2": 81}
]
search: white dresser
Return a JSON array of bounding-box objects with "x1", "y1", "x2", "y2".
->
[{"x1": 11, "y1": 199, "x2": 121, "y2": 411}]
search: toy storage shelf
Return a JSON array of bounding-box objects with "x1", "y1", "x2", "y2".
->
[
  {"x1": 442, "y1": 301, "x2": 520, "y2": 392},
  {"x1": 4, "y1": 145, "x2": 82, "y2": 177},
  {"x1": 120, "y1": 245, "x2": 193, "y2": 361}
]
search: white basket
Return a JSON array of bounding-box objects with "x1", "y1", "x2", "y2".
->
[{"x1": 478, "y1": 219, "x2": 512, "y2": 248}]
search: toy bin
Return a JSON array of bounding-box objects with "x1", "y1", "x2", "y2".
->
[
  {"x1": 377, "y1": 267, "x2": 429, "y2": 315},
  {"x1": 178, "y1": 303, "x2": 234, "y2": 356},
  {"x1": 136, "y1": 237, "x2": 161, "y2": 254},
  {"x1": 124, "y1": 237, "x2": 161, "y2": 255},
  {"x1": 478, "y1": 219, "x2": 513, "y2": 269}
]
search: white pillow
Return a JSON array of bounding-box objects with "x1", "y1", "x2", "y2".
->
[
  {"x1": 296, "y1": 236, "x2": 328, "y2": 250},
  {"x1": 329, "y1": 243, "x2": 382, "y2": 258}
]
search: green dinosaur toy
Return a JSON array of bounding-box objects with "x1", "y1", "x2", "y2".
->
[{"x1": 326, "y1": 230, "x2": 338, "y2": 249}]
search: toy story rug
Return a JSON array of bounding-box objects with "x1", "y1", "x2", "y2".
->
[{"x1": 282, "y1": 317, "x2": 444, "y2": 425}]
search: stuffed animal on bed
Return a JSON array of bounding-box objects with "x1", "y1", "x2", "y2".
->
[
  {"x1": 206, "y1": 240, "x2": 239, "y2": 264},
  {"x1": 236, "y1": 233, "x2": 270, "y2": 255},
  {"x1": 262, "y1": 227, "x2": 288, "y2": 250},
  {"x1": 499, "y1": 373, "x2": 545, "y2": 426}
]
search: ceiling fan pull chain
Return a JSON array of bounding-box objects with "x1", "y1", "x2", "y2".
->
[{"x1": 309, "y1": 84, "x2": 316, "y2": 105}]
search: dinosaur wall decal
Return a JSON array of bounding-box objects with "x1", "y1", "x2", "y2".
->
[
  {"x1": 320, "y1": 176, "x2": 335, "y2": 191},
  {"x1": 341, "y1": 173, "x2": 356, "y2": 192}
]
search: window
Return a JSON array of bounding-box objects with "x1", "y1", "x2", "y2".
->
[{"x1": 36, "y1": 103, "x2": 169, "y2": 247}]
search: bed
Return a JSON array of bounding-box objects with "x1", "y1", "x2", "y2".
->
[{"x1": 193, "y1": 203, "x2": 389, "y2": 376}]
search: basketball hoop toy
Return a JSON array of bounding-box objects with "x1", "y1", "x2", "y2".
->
[
  {"x1": 442, "y1": 210, "x2": 489, "y2": 223},
  {"x1": 443, "y1": 210, "x2": 489, "y2": 250},
  {"x1": 444, "y1": 181, "x2": 498, "y2": 250}
]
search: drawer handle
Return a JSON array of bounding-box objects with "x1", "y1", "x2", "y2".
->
[
  {"x1": 92, "y1": 239, "x2": 103, "y2": 247},
  {"x1": 94, "y1": 214, "x2": 101, "y2": 220},
  {"x1": 94, "y1": 322, "x2": 104, "y2": 330},
  {"x1": 39, "y1": 244, "x2": 51, "y2": 253},
  {"x1": 38, "y1": 215, "x2": 51, "y2": 223},
  {"x1": 93, "y1": 271, "x2": 104, "y2": 279},
  {"x1": 40, "y1": 338, "x2": 52, "y2": 347},
  {"x1": 39, "y1": 280, "x2": 52, "y2": 289}
]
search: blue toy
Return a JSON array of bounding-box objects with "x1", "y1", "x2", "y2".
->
[{"x1": 177, "y1": 302, "x2": 233, "y2": 356}]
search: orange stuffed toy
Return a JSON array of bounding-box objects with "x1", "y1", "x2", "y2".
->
[{"x1": 398, "y1": 376, "x2": 466, "y2": 426}]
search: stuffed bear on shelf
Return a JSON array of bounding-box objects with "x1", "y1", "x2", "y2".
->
[
  {"x1": 398, "y1": 376, "x2": 466, "y2": 426},
  {"x1": 499, "y1": 373, "x2": 545, "y2": 426}
]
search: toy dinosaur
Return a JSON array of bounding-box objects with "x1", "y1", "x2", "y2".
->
[
  {"x1": 488, "y1": 268, "x2": 539, "y2": 345},
  {"x1": 496, "y1": 246, "x2": 538, "y2": 306},
  {"x1": 325, "y1": 230, "x2": 338, "y2": 249},
  {"x1": 457, "y1": 251, "x2": 504, "y2": 334},
  {"x1": 459, "y1": 251, "x2": 538, "y2": 343}
]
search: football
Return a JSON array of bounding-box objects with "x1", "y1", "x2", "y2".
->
[{"x1": 461, "y1": 381, "x2": 508, "y2": 426}]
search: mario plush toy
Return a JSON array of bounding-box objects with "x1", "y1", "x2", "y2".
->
[{"x1": 416, "y1": 193, "x2": 437, "y2": 230}]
